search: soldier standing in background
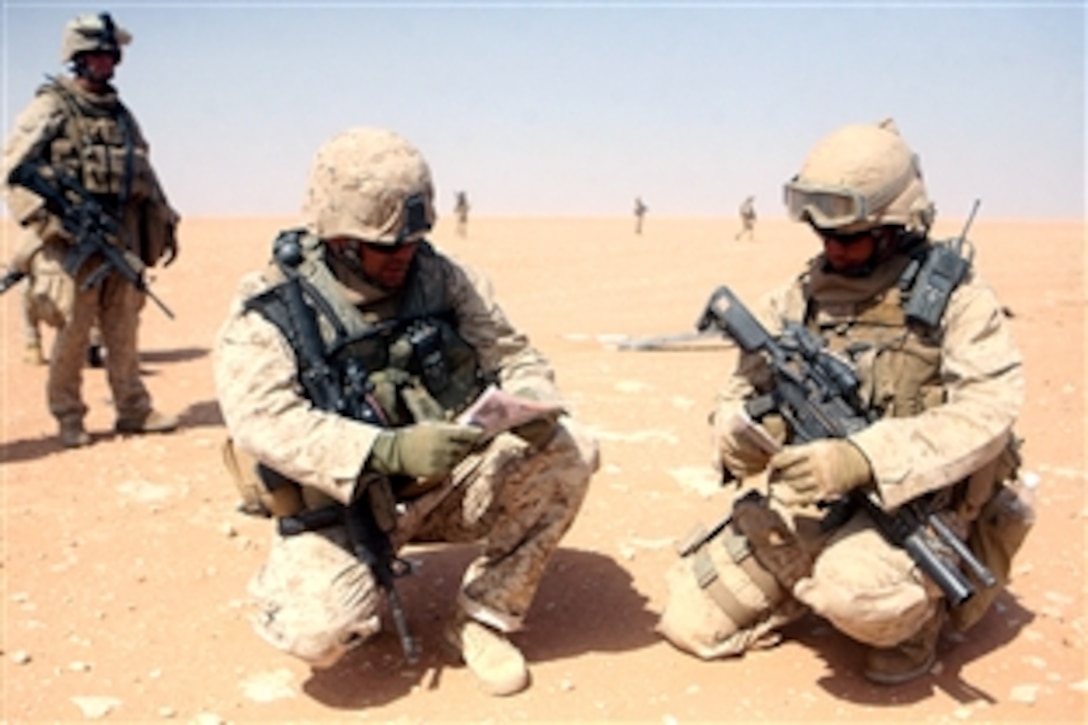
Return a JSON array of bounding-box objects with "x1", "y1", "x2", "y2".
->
[
  {"x1": 3, "y1": 226, "x2": 105, "y2": 367},
  {"x1": 634, "y1": 196, "x2": 648, "y2": 234},
  {"x1": 734, "y1": 195, "x2": 757, "y2": 241},
  {"x1": 454, "y1": 190, "x2": 470, "y2": 237},
  {"x1": 2, "y1": 11, "x2": 180, "y2": 447}
]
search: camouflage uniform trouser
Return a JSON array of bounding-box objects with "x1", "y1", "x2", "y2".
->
[
  {"x1": 658, "y1": 494, "x2": 941, "y2": 659},
  {"x1": 49, "y1": 261, "x2": 150, "y2": 427},
  {"x1": 248, "y1": 420, "x2": 599, "y2": 668}
]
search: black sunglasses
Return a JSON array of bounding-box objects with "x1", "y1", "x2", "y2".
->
[{"x1": 818, "y1": 228, "x2": 875, "y2": 246}]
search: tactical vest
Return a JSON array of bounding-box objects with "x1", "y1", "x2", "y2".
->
[
  {"x1": 41, "y1": 78, "x2": 157, "y2": 205},
  {"x1": 245, "y1": 231, "x2": 487, "y2": 427},
  {"x1": 795, "y1": 251, "x2": 945, "y2": 421}
]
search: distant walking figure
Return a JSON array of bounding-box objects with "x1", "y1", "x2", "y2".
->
[
  {"x1": 735, "y1": 195, "x2": 757, "y2": 241},
  {"x1": 634, "y1": 196, "x2": 648, "y2": 234},
  {"x1": 454, "y1": 191, "x2": 470, "y2": 237}
]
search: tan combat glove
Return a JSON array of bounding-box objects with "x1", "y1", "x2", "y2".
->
[
  {"x1": 715, "y1": 411, "x2": 787, "y2": 478},
  {"x1": 366, "y1": 421, "x2": 483, "y2": 479},
  {"x1": 767, "y1": 438, "x2": 873, "y2": 507}
]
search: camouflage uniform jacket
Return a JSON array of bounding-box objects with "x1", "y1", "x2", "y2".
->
[
  {"x1": 712, "y1": 242, "x2": 1024, "y2": 512},
  {"x1": 214, "y1": 238, "x2": 560, "y2": 506}
]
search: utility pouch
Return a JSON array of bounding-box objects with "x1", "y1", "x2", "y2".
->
[
  {"x1": 950, "y1": 482, "x2": 1033, "y2": 632},
  {"x1": 220, "y1": 437, "x2": 304, "y2": 518},
  {"x1": 407, "y1": 319, "x2": 450, "y2": 396}
]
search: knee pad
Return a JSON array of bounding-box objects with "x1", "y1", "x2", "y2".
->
[{"x1": 657, "y1": 496, "x2": 811, "y2": 659}]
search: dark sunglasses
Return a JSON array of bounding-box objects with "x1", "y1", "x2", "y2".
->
[
  {"x1": 362, "y1": 240, "x2": 418, "y2": 255},
  {"x1": 818, "y1": 228, "x2": 875, "y2": 246}
]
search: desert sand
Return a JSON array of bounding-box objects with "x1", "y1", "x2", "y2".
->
[{"x1": 1, "y1": 214, "x2": 1084, "y2": 722}]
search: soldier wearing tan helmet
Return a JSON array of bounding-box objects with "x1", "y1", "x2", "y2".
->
[
  {"x1": 213, "y1": 127, "x2": 599, "y2": 696},
  {"x1": 658, "y1": 119, "x2": 1029, "y2": 685},
  {"x1": 454, "y1": 190, "x2": 470, "y2": 237},
  {"x1": 2, "y1": 11, "x2": 180, "y2": 448},
  {"x1": 734, "y1": 195, "x2": 756, "y2": 242}
]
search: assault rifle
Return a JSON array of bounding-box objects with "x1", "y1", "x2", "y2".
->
[
  {"x1": 263, "y1": 229, "x2": 419, "y2": 663},
  {"x1": 0, "y1": 270, "x2": 26, "y2": 294},
  {"x1": 696, "y1": 285, "x2": 996, "y2": 606},
  {"x1": 7, "y1": 161, "x2": 174, "y2": 318}
]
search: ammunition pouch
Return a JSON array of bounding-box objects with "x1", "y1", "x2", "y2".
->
[{"x1": 220, "y1": 437, "x2": 304, "y2": 518}]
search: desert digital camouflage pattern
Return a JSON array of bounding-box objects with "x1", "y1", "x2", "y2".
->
[
  {"x1": 214, "y1": 238, "x2": 599, "y2": 667},
  {"x1": 302, "y1": 127, "x2": 437, "y2": 244}
]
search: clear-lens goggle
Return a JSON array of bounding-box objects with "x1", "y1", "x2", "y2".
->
[{"x1": 783, "y1": 178, "x2": 870, "y2": 229}]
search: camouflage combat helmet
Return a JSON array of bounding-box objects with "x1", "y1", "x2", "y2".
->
[
  {"x1": 60, "y1": 12, "x2": 131, "y2": 64},
  {"x1": 302, "y1": 127, "x2": 436, "y2": 245},
  {"x1": 783, "y1": 119, "x2": 934, "y2": 235}
]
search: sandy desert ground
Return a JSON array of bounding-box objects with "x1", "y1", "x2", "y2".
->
[{"x1": 0, "y1": 214, "x2": 1084, "y2": 723}]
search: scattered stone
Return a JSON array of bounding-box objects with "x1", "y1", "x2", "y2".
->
[
  {"x1": 158, "y1": 706, "x2": 177, "y2": 718},
  {"x1": 615, "y1": 379, "x2": 653, "y2": 394},
  {"x1": 1009, "y1": 683, "x2": 1040, "y2": 704},
  {"x1": 69, "y1": 660, "x2": 92, "y2": 672},
  {"x1": 192, "y1": 712, "x2": 224, "y2": 725},
  {"x1": 560, "y1": 678, "x2": 575, "y2": 692},
  {"x1": 1022, "y1": 655, "x2": 1047, "y2": 669},
  {"x1": 221, "y1": 522, "x2": 237, "y2": 538},
  {"x1": 11, "y1": 650, "x2": 31, "y2": 664},
  {"x1": 667, "y1": 466, "x2": 721, "y2": 497},
  {"x1": 71, "y1": 696, "x2": 122, "y2": 719},
  {"x1": 240, "y1": 668, "x2": 296, "y2": 703}
]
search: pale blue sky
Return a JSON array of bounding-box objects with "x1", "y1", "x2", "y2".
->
[{"x1": 1, "y1": 1, "x2": 1084, "y2": 219}]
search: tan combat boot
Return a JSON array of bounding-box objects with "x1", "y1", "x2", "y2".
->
[
  {"x1": 444, "y1": 609, "x2": 529, "y2": 696},
  {"x1": 863, "y1": 610, "x2": 943, "y2": 685},
  {"x1": 59, "y1": 419, "x2": 91, "y2": 448},
  {"x1": 23, "y1": 341, "x2": 45, "y2": 365},
  {"x1": 115, "y1": 410, "x2": 180, "y2": 435}
]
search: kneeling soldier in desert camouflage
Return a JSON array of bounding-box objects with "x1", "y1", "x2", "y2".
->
[
  {"x1": 658, "y1": 119, "x2": 1032, "y2": 685},
  {"x1": 213, "y1": 126, "x2": 599, "y2": 696}
]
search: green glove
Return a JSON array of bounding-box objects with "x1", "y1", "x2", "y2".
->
[
  {"x1": 367, "y1": 421, "x2": 483, "y2": 479},
  {"x1": 767, "y1": 438, "x2": 873, "y2": 508}
]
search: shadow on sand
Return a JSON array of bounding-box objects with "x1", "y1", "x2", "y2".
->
[
  {"x1": 303, "y1": 545, "x2": 656, "y2": 709},
  {"x1": 0, "y1": 399, "x2": 224, "y2": 464},
  {"x1": 783, "y1": 589, "x2": 1035, "y2": 706}
]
